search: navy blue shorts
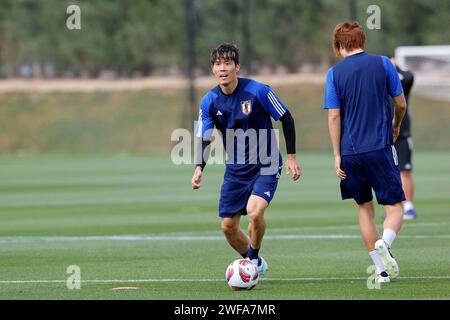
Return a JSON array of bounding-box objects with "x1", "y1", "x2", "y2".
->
[
  {"x1": 218, "y1": 166, "x2": 282, "y2": 218},
  {"x1": 340, "y1": 146, "x2": 406, "y2": 205}
]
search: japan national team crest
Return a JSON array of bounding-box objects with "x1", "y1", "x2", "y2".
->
[{"x1": 241, "y1": 100, "x2": 252, "y2": 115}]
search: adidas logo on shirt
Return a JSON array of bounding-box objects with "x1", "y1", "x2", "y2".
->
[{"x1": 216, "y1": 110, "x2": 223, "y2": 116}]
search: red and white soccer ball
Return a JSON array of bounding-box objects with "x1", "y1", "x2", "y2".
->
[{"x1": 225, "y1": 259, "x2": 259, "y2": 290}]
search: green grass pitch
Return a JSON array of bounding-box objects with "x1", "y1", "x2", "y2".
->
[{"x1": 0, "y1": 152, "x2": 449, "y2": 299}]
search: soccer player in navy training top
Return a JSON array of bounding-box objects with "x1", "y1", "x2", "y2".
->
[
  {"x1": 192, "y1": 43, "x2": 301, "y2": 276},
  {"x1": 323, "y1": 22, "x2": 407, "y2": 283}
]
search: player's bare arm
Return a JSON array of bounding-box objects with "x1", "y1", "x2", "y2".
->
[
  {"x1": 285, "y1": 154, "x2": 301, "y2": 181},
  {"x1": 392, "y1": 93, "x2": 407, "y2": 142},
  {"x1": 327, "y1": 108, "x2": 346, "y2": 180},
  {"x1": 192, "y1": 165, "x2": 202, "y2": 189}
]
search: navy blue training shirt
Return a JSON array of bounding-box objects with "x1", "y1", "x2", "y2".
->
[
  {"x1": 196, "y1": 77, "x2": 287, "y2": 176},
  {"x1": 323, "y1": 52, "x2": 403, "y2": 156}
]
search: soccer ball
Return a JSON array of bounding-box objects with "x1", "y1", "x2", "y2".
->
[{"x1": 225, "y1": 259, "x2": 259, "y2": 290}]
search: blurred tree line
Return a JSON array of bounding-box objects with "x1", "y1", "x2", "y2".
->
[{"x1": 0, "y1": 0, "x2": 448, "y2": 78}]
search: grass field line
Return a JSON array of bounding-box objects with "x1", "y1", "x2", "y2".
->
[
  {"x1": 269, "y1": 222, "x2": 449, "y2": 233},
  {"x1": 1, "y1": 276, "x2": 450, "y2": 284},
  {"x1": 0, "y1": 233, "x2": 449, "y2": 243}
]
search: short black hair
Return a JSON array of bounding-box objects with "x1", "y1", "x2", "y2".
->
[{"x1": 210, "y1": 43, "x2": 239, "y2": 65}]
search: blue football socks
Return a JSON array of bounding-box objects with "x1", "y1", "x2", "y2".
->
[{"x1": 246, "y1": 246, "x2": 259, "y2": 261}]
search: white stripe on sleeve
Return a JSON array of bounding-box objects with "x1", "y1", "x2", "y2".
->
[
  {"x1": 196, "y1": 109, "x2": 203, "y2": 138},
  {"x1": 267, "y1": 92, "x2": 283, "y2": 115},
  {"x1": 267, "y1": 91, "x2": 286, "y2": 116}
]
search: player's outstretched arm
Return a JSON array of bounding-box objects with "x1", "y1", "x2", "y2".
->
[{"x1": 280, "y1": 111, "x2": 301, "y2": 181}]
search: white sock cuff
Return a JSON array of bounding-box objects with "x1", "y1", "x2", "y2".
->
[
  {"x1": 382, "y1": 229, "x2": 397, "y2": 248},
  {"x1": 403, "y1": 201, "x2": 414, "y2": 212},
  {"x1": 369, "y1": 250, "x2": 386, "y2": 274}
]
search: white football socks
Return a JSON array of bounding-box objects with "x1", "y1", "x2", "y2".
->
[
  {"x1": 369, "y1": 250, "x2": 386, "y2": 274},
  {"x1": 382, "y1": 229, "x2": 397, "y2": 248},
  {"x1": 403, "y1": 201, "x2": 414, "y2": 212}
]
